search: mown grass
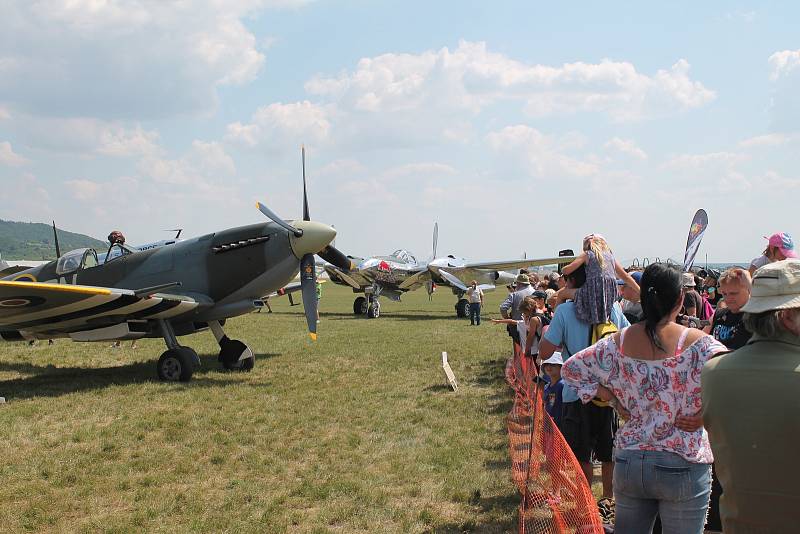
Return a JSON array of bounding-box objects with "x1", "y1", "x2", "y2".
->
[{"x1": 0, "y1": 285, "x2": 524, "y2": 533}]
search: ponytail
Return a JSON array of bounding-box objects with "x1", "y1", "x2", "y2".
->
[{"x1": 639, "y1": 263, "x2": 682, "y2": 352}]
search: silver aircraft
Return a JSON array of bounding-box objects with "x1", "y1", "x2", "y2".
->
[
  {"x1": 323, "y1": 224, "x2": 569, "y2": 318},
  {"x1": 0, "y1": 152, "x2": 351, "y2": 382}
]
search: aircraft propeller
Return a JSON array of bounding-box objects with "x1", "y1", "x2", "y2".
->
[{"x1": 255, "y1": 146, "x2": 352, "y2": 340}]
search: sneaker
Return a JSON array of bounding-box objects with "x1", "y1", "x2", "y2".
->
[{"x1": 597, "y1": 497, "x2": 615, "y2": 525}]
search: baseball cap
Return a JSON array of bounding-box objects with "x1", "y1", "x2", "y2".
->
[
  {"x1": 541, "y1": 352, "x2": 563, "y2": 366},
  {"x1": 515, "y1": 273, "x2": 530, "y2": 285},
  {"x1": 766, "y1": 232, "x2": 798, "y2": 259},
  {"x1": 682, "y1": 273, "x2": 696, "y2": 287},
  {"x1": 740, "y1": 259, "x2": 800, "y2": 314},
  {"x1": 532, "y1": 290, "x2": 547, "y2": 299}
]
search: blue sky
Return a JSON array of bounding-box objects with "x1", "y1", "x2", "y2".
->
[{"x1": 1, "y1": 1, "x2": 798, "y2": 263}]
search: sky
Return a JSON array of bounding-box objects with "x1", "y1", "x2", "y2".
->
[{"x1": 1, "y1": 1, "x2": 798, "y2": 264}]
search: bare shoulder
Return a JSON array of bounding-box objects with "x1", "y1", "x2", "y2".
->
[{"x1": 684, "y1": 327, "x2": 708, "y2": 345}]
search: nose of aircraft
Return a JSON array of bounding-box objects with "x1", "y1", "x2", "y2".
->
[{"x1": 289, "y1": 220, "x2": 337, "y2": 258}]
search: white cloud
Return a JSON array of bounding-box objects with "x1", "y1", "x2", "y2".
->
[
  {"x1": 663, "y1": 151, "x2": 748, "y2": 170},
  {"x1": 0, "y1": 1, "x2": 309, "y2": 120},
  {"x1": 738, "y1": 133, "x2": 791, "y2": 148},
  {"x1": 0, "y1": 141, "x2": 28, "y2": 166},
  {"x1": 604, "y1": 137, "x2": 648, "y2": 160},
  {"x1": 97, "y1": 125, "x2": 161, "y2": 157},
  {"x1": 768, "y1": 49, "x2": 800, "y2": 81},
  {"x1": 486, "y1": 125, "x2": 598, "y2": 178},
  {"x1": 226, "y1": 101, "x2": 331, "y2": 149},
  {"x1": 0, "y1": 106, "x2": 10, "y2": 120},
  {"x1": 305, "y1": 41, "x2": 715, "y2": 121}
]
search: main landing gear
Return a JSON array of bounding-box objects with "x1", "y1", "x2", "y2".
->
[
  {"x1": 156, "y1": 319, "x2": 200, "y2": 382},
  {"x1": 209, "y1": 321, "x2": 254, "y2": 372},
  {"x1": 454, "y1": 290, "x2": 469, "y2": 318},
  {"x1": 353, "y1": 295, "x2": 380, "y2": 319}
]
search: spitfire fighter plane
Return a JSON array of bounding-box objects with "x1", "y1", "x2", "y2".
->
[
  {"x1": 0, "y1": 153, "x2": 351, "y2": 382},
  {"x1": 323, "y1": 224, "x2": 570, "y2": 318}
]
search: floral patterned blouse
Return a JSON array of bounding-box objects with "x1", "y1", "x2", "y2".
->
[{"x1": 561, "y1": 327, "x2": 726, "y2": 464}]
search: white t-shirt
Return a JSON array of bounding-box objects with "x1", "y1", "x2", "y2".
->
[
  {"x1": 750, "y1": 254, "x2": 770, "y2": 270},
  {"x1": 467, "y1": 287, "x2": 483, "y2": 303},
  {"x1": 517, "y1": 317, "x2": 543, "y2": 356}
]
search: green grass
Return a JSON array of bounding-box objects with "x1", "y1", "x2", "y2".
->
[{"x1": 0, "y1": 284, "x2": 521, "y2": 533}]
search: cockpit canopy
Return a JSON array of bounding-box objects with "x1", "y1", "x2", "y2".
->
[
  {"x1": 391, "y1": 249, "x2": 416, "y2": 264},
  {"x1": 55, "y1": 248, "x2": 98, "y2": 275}
]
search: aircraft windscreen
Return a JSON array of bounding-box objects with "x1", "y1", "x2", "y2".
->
[
  {"x1": 392, "y1": 249, "x2": 416, "y2": 263},
  {"x1": 55, "y1": 248, "x2": 88, "y2": 275}
]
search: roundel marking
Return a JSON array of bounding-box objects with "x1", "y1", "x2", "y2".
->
[
  {"x1": 0, "y1": 296, "x2": 45, "y2": 308},
  {"x1": 11, "y1": 274, "x2": 37, "y2": 282}
]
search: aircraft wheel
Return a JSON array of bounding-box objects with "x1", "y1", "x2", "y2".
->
[
  {"x1": 219, "y1": 338, "x2": 254, "y2": 372},
  {"x1": 353, "y1": 296, "x2": 368, "y2": 315},
  {"x1": 367, "y1": 300, "x2": 380, "y2": 319},
  {"x1": 157, "y1": 347, "x2": 195, "y2": 382},
  {"x1": 455, "y1": 298, "x2": 469, "y2": 318}
]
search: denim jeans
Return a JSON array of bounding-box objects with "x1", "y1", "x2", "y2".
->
[
  {"x1": 468, "y1": 302, "x2": 481, "y2": 325},
  {"x1": 613, "y1": 449, "x2": 711, "y2": 534}
]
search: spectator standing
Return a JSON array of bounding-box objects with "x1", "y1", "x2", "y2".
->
[
  {"x1": 562, "y1": 263, "x2": 726, "y2": 533},
  {"x1": 702, "y1": 259, "x2": 800, "y2": 533},
  {"x1": 466, "y1": 280, "x2": 484, "y2": 326},
  {"x1": 749, "y1": 232, "x2": 798, "y2": 275},
  {"x1": 681, "y1": 272, "x2": 705, "y2": 319},
  {"x1": 704, "y1": 267, "x2": 753, "y2": 532},
  {"x1": 500, "y1": 274, "x2": 535, "y2": 347},
  {"x1": 538, "y1": 264, "x2": 630, "y2": 500},
  {"x1": 541, "y1": 352, "x2": 564, "y2": 427}
]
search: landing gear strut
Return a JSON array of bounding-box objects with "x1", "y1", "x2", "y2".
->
[
  {"x1": 156, "y1": 319, "x2": 200, "y2": 382},
  {"x1": 353, "y1": 295, "x2": 380, "y2": 318},
  {"x1": 209, "y1": 321, "x2": 254, "y2": 372}
]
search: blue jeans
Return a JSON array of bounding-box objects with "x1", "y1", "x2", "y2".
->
[
  {"x1": 468, "y1": 302, "x2": 481, "y2": 325},
  {"x1": 613, "y1": 449, "x2": 711, "y2": 534}
]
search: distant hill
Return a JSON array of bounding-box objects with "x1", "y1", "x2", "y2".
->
[{"x1": 0, "y1": 219, "x2": 107, "y2": 261}]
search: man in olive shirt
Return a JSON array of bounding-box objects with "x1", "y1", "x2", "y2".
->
[{"x1": 702, "y1": 260, "x2": 800, "y2": 533}]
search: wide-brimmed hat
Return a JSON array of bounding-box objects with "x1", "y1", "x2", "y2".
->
[
  {"x1": 766, "y1": 232, "x2": 798, "y2": 259},
  {"x1": 515, "y1": 273, "x2": 530, "y2": 285},
  {"x1": 741, "y1": 259, "x2": 800, "y2": 314},
  {"x1": 681, "y1": 273, "x2": 696, "y2": 287},
  {"x1": 541, "y1": 352, "x2": 563, "y2": 366}
]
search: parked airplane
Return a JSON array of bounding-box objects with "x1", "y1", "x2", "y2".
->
[
  {"x1": 324, "y1": 224, "x2": 570, "y2": 318},
  {"x1": 0, "y1": 151, "x2": 351, "y2": 382}
]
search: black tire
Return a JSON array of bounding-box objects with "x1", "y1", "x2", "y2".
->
[
  {"x1": 455, "y1": 298, "x2": 469, "y2": 318},
  {"x1": 353, "y1": 296, "x2": 367, "y2": 315},
  {"x1": 366, "y1": 300, "x2": 380, "y2": 319},
  {"x1": 219, "y1": 338, "x2": 254, "y2": 372},
  {"x1": 157, "y1": 347, "x2": 195, "y2": 382}
]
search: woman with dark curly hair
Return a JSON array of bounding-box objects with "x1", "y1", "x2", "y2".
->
[{"x1": 562, "y1": 263, "x2": 727, "y2": 534}]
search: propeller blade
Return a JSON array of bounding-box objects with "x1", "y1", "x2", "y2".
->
[
  {"x1": 318, "y1": 245, "x2": 353, "y2": 271},
  {"x1": 256, "y1": 202, "x2": 303, "y2": 237},
  {"x1": 300, "y1": 253, "x2": 318, "y2": 340},
  {"x1": 52, "y1": 221, "x2": 61, "y2": 258},
  {"x1": 432, "y1": 222, "x2": 438, "y2": 259},
  {"x1": 301, "y1": 145, "x2": 310, "y2": 222}
]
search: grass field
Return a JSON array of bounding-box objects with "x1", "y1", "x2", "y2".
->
[{"x1": 0, "y1": 284, "x2": 523, "y2": 533}]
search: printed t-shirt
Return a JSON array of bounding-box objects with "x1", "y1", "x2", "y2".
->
[
  {"x1": 711, "y1": 308, "x2": 752, "y2": 350},
  {"x1": 543, "y1": 379, "x2": 564, "y2": 425},
  {"x1": 543, "y1": 301, "x2": 630, "y2": 402}
]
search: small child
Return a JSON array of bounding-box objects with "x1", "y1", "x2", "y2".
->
[
  {"x1": 541, "y1": 352, "x2": 564, "y2": 427},
  {"x1": 557, "y1": 234, "x2": 640, "y2": 324}
]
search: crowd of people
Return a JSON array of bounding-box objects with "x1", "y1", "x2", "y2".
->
[{"x1": 496, "y1": 232, "x2": 800, "y2": 534}]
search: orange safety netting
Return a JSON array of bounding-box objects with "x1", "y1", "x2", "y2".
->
[{"x1": 506, "y1": 344, "x2": 604, "y2": 534}]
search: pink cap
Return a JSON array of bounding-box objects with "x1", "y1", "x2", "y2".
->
[{"x1": 766, "y1": 232, "x2": 798, "y2": 259}]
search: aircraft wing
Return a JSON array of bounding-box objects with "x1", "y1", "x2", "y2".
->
[
  {"x1": 0, "y1": 280, "x2": 202, "y2": 338},
  {"x1": 430, "y1": 256, "x2": 574, "y2": 288},
  {"x1": 323, "y1": 265, "x2": 371, "y2": 289}
]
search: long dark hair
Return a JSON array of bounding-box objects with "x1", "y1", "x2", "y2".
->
[{"x1": 640, "y1": 263, "x2": 683, "y2": 352}]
